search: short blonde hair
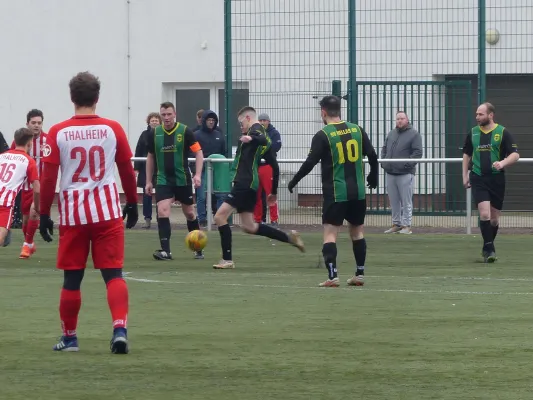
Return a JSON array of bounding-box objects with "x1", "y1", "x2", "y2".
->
[{"x1": 146, "y1": 112, "x2": 161, "y2": 125}]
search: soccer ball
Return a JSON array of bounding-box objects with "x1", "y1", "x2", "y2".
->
[{"x1": 185, "y1": 230, "x2": 208, "y2": 252}]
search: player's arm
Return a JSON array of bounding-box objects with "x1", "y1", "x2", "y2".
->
[
  {"x1": 462, "y1": 132, "x2": 473, "y2": 187},
  {"x1": 247, "y1": 127, "x2": 269, "y2": 146},
  {"x1": 497, "y1": 128, "x2": 520, "y2": 169},
  {"x1": 145, "y1": 128, "x2": 156, "y2": 192},
  {"x1": 361, "y1": 128, "x2": 379, "y2": 189},
  {"x1": 263, "y1": 148, "x2": 280, "y2": 195},
  {"x1": 288, "y1": 131, "x2": 325, "y2": 192},
  {"x1": 27, "y1": 160, "x2": 40, "y2": 214},
  {"x1": 114, "y1": 124, "x2": 138, "y2": 206},
  {"x1": 186, "y1": 127, "x2": 204, "y2": 181}
]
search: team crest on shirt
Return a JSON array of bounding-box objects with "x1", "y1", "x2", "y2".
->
[
  {"x1": 41, "y1": 143, "x2": 52, "y2": 157},
  {"x1": 494, "y1": 134, "x2": 500, "y2": 142},
  {"x1": 177, "y1": 134, "x2": 183, "y2": 142}
]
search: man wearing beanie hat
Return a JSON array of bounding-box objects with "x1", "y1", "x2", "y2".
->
[{"x1": 256, "y1": 113, "x2": 282, "y2": 225}]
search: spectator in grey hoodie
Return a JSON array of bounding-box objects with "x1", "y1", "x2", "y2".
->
[{"x1": 381, "y1": 111, "x2": 423, "y2": 234}]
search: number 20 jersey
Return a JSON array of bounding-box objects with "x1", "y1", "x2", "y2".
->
[{"x1": 43, "y1": 115, "x2": 133, "y2": 226}]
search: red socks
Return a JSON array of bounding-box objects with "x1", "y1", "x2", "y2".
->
[
  {"x1": 106, "y1": 278, "x2": 129, "y2": 329},
  {"x1": 25, "y1": 219, "x2": 39, "y2": 244},
  {"x1": 59, "y1": 289, "x2": 82, "y2": 337}
]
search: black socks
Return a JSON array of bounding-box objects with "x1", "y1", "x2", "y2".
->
[
  {"x1": 158, "y1": 217, "x2": 171, "y2": 253},
  {"x1": 218, "y1": 224, "x2": 232, "y2": 261},
  {"x1": 352, "y1": 238, "x2": 366, "y2": 276},
  {"x1": 255, "y1": 223, "x2": 289, "y2": 243},
  {"x1": 322, "y1": 242, "x2": 338, "y2": 280}
]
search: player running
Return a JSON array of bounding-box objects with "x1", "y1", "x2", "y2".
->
[
  {"x1": 288, "y1": 96, "x2": 379, "y2": 287},
  {"x1": 145, "y1": 101, "x2": 204, "y2": 261},
  {"x1": 0, "y1": 128, "x2": 40, "y2": 247},
  {"x1": 40, "y1": 71, "x2": 138, "y2": 354},
  {"x1": 212, "y1": 106, "x2": 304, "y2": 270},
  {"x1": 11, "y1": 109, "x2": 47, "y2": 259}
]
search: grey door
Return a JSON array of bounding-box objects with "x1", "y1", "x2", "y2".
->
[{"x1": 175, "y1": 89, "x2": 210, "y2": 130}]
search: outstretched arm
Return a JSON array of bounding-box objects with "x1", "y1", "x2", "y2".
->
[{"x1": 263, "y1": 149, "x2": 280, "y2": 195}]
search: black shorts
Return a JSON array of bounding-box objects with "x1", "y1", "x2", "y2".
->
[
  {"x1": 322, "y1": 199, "x2": 366, "y2": 227},
  {"x1": 224, "y1": 186, "x2": 256, "y2": 213},
  {"x1": 155, "y1": 185, "x2": 194, "y2": 205},
  {"x1": 470, "y1": 172, "x2": 505, "y2": 210}
]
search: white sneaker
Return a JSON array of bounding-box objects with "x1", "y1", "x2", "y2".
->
[
  {"x1": 384, "y1": 225, "x2": 402, "y2": 234},
  {"x1": 399, "y1": 227, "x2": 412, "y2": 234}
]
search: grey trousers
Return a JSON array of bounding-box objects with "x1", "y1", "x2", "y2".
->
[{"x1": 386, "y1": 173, "x2": 414, "y2": 227}]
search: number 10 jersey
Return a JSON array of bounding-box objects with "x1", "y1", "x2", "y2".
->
[{"x1": 43, "y1": 115, "x2": 133, "y2": 226}]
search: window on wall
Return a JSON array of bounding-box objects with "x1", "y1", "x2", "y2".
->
[{"x1": 162, "y1": 82, "x2": 249, "y2": 157}]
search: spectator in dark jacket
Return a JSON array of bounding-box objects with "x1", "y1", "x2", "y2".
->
[
  {"x1": 134, "y1": 112, "x2": 161, "y2": 229},
  {"x1": 255, "y1": 113, "x2": 282, "y2": 225},
  {"x1": 194, "y1": 110, "x2": 226, "y2": 226}
]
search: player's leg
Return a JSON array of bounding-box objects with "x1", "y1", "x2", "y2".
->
[
  {"x1": 384, "y1": 174, "x2": 402, "y2": 233},
  {"x1": 213, "y1": 201, "x2": 236, "y2": 269},
  {"x1": 178, "y1": 185, "x2": 203, "y2": 259},
  {"x1": 346, "y1": 199, "x2": 367, "y2": 286},
  {"x1": 239, "y1": 211, "x2": 303, "y2": 250},
  {"x1": 19, "y1": 191, "x2": 35, "y2": 258},
  {"x1": 53, "y1": 225, "x2": 90, "y2": 352},
  {"x1": 92, "y1": 219, "x2": 129, "y2": 354},
  {"x1": 153, "y1": 185, "x2": 174, "y2": 260},
  {"x1": 471, "y1": 174, "x2": 496, "y2": 262},
  {"x1": 0, "y1": 206, "x2": 13, "y2": 247},
  {"x1": 488, "y1": 174, "x2": 505, "y2": 245},
  {"x1": 397, "y1": 174, "x2": 414, "y2": 234},
  {"x1": 261, "y1": 165, "x2": 279, "y2": 225},
  {"x1": 196, "y1": 170, "x2": 207, "y2": 226},
  {"x1": 253, "y1": 181, "x2": 264, "y2": 224},
  {"x1": 318, "y1": 201, "x2": 344, "y2": 287}
]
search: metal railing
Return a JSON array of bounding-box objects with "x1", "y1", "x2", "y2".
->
[{"x1": 131, "y1": 157, "x2": 533, "y2": 233}]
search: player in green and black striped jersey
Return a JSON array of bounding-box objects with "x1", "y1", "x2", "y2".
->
[
  {"x1": 462, "y1": 102, "x2": 519, "y2": 263},
  {"x1": 212, "y1": 106, "x2": 305, "y2": 270},
  {"x1": 288, "y1": 95, "x2": 379, "y2": 288},
  {"x1": 145, "y1": 102, "x2": 204, "y2": 261}
]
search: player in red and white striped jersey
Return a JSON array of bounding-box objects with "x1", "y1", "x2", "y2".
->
[
  {"x1": 40, "y1": 71, "x2": 138, "y2": 354},
  {"x1": 10, "y1": 109, "x2": 48, "y2": 258},
  {"x1": 0, "y1": 128, "x2": 40, "y2": 247}
]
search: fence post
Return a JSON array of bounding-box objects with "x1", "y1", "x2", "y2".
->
[
  {"x1": 348, "y1": 0, "x2": 357, "y2": 123},
  {"x1": 478, "y1": 0, "x2": 486, "y2": 105},
  {"x1": 466, "y1": 187, "x2": 472, "y2": 234},
  {"x1": 224, "y1": 0, "x2": 233, "y2": 157},
  {"x1": 206, "y1": 159, "x2": 213, "y2": 231}
]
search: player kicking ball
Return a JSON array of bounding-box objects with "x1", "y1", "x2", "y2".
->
[
  {"x1": 0, "y1": 128, "x2": 40, "y2": 247},
  {"x1": 40, "y1": 72, "x2": 138, "y2": 354},
  {"x1": 212, "y1": 106, "x2": 304, "y2": 269},
  {"x1": 288, "y1": 96, "x2": 379, "y2": 287}
]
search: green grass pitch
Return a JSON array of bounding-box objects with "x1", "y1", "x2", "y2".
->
[{"x1": 1, "y1": 229, "x2": 533, "y2": 399}]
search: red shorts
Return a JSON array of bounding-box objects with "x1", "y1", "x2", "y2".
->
[
  {"x1": 0, "y1": 206, "x2": 14, "y2": 229},
  {"x1": 21, "y1": 190, "x2": 33, "y2": 215},
  {"x1": 57, "y1": 218, "x2": 124, "y2": 270}
]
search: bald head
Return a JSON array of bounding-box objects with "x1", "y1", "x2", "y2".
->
[{"x1": 476, "y1": 102, "x2": 495, "y2": 127}]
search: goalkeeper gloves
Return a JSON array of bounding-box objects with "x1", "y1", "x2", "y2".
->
[
  {"x1": 122, "y1": 203, "x2": 138, "y2": 229},
  {"x1": 39, "y1": 215, "x2": 54, "y2": 242}
]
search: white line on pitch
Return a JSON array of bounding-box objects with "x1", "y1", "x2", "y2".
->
[{"x1": 124, "y1": 276, "x2": 533, "y2": 296}]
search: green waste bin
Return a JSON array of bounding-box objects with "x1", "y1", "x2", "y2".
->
[{"x1": 207, "y1": 154, "x2": 233, "y2": 225}]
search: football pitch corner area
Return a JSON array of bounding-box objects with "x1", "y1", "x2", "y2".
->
[{"x1": 1, "y1": 230, "x2": 533, "y2": 400}]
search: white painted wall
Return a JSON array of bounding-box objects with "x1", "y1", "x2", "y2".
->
[{"x1": 0, "y1": 0, "x2": 225, "y2": 146}]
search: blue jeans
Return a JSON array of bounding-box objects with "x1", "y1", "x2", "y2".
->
[
  {"x1": 143, "y1": 193, "x2": 153, "y2": 220},
  {"x1": 196, "y1": 169, "x2": 224, "y2": 222}
]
